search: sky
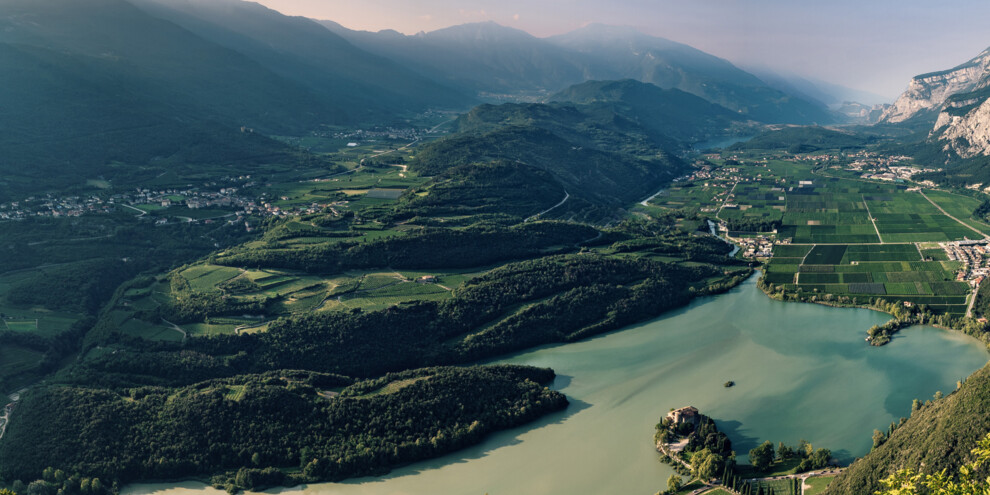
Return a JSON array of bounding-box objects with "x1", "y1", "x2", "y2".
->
[{"x1": 252, "y1": 0, "x2": 990, "y2": 100}]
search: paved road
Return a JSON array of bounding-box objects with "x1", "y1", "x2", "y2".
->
[
  {"x1": 862, "y1": 195, "x2": 884, "y2": 244},
  {"x1": 715, "y1": 182, "x2": 740, "y2": 221},
  {"x1": 967, "y1": 283, "x2": 980, "y2": 318},
  {"x1": 120, "y1": 203, "x2": 148, "y2": 217}
]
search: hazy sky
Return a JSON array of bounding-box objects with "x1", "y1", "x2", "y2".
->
[{"x1": 253, "y1": 0, "x2": 990, "y2": 99}]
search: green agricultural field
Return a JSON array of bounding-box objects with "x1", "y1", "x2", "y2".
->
[
  {"x1": 0, "y1": 345, "x2": 44, "y2": 377},
  {"x1": 648, "y1": 183, "x2": 728, "y2": 214},
  {"x1": 180, "y1": 265, "x2": 243, "y2": 291},
  {"x1": 677, "y1": 154, "x2": 989, "y2": 314},
  {"x1": 747, "y1": 479, "x2": 798, "y2": 495},
  {"x1": 0, "y1": 305, "x2": 81, "y2": 338},
  {"x1": 804, "y1": 245, "x2": 847, "y2": 264},
  {"x1": 338, "y1": 281, "x2": 451, "y2": 311},
  {"x1": 2, "y1": 320, "x2": 38, "y2": 332},
  {"x1": 185, "y1": 322, "x2": 240, "y2": 337},
  {"x1": 118, "y1": 318, "x2": 184, "y2": 342},
  {"x1": 923, "y1": 190, "x2": 990, "y2": 235},
  {"x1": 842, "y1": 244, "x2": 920, "y2": 262}
]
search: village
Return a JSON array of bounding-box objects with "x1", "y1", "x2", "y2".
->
[{"x1": 0, "y1": 176, "x2": 321, "y2": 224}]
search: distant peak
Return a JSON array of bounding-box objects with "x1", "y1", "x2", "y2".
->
[{"x1": 421, "y1": 21, "x2": 534, "y2": 41}]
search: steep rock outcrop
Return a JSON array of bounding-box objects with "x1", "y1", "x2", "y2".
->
[
  {"x1": 934, "y1": 97, "x2": 990, "y2": 157},
  {"x1": 881, "y1": 48, "x2": 990, "y2": 123}
]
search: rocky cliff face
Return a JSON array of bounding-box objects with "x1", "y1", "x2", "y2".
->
[
  {"x1": 881, "y1": 48, "x2": 990, "y2": 123},
  {"x1": 933, "y1": 97, "x2": 990, "y2": 158},
  {"x1": 881, "y1": 46, "x2": 990, "y2": 158}
]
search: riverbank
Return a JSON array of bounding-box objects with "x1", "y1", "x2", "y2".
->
[{"x1": 755, "y1": 270, "x2": 990, "y2": 348}]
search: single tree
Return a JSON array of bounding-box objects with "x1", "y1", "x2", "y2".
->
[{"x1": 749, "y1": 441, "x2": 776, "y2": 472}]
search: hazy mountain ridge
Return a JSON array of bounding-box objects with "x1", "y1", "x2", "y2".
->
[
  {"x1": 546, "y1": 79, "x2": 748, "y2": 142},
  {"x1": 320, "y1": 20, "x2": 587, "y2": 96},
  {"x1": 324, "y1": 21, "x2": 834, "y2": 125},
  {"x1": 745, "y1": 66, "x2": 890, "y2": 107},
  {"x1": 132, "y1": 0, "x2": 472, "y2": 118},
  {"x1": 0, "y1": 0, "x2": 472, "y2": 199}
]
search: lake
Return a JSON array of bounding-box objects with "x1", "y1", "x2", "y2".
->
[{"x1": 125, "y1": 275, "x2": 988, "y2": 495}]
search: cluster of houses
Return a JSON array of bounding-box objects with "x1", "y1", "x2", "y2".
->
[
  {"x1": 841, "y1": 151, "x2": 937, "y2": 184},
  {"x1": 0, "y1": 195, "x2": 113, "y2": 220},
  {"x1": 734, "y1": 236, "x2": 775, "y2": 258},
  {"x1": 323, "y1": 126, "x2": 422, "y2": 142},
  {"x1": 0, "y1": 174, "x2": 341, "y2": 225},
  {"x1": 942, "y1": 240, "x2": 990, "y2": 286}
]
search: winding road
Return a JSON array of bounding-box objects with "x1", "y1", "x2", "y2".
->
[{"x1": 526, "y1": 191, "x2": 570, "y2": 222}]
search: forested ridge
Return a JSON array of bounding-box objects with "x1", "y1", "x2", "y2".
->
[
  {"x1": 70, "y1": 254, "x2": 747, "y2": 384},
  {"x1": 213, "y1": 221, "x2": 599, "y2": 274},
  {"x1": 0, "y1": 366, "x2": 565, "y2": 490}
]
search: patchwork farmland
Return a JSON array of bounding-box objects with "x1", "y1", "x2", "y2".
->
[{"x1": 651, "y1": 155, "x2": 990, "y2": 315}]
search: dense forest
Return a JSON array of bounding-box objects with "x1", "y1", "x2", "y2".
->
[
  {"x1": 0, "y1": 366, "x2": 565, "y2": 489},
  {"x1": 391, "y1": 161, "x2": 566, "y2": 221}
]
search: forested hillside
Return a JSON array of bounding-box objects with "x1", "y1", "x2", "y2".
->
[{"x1": 411, "y1": 126, "x2": 683, "y2": 221}]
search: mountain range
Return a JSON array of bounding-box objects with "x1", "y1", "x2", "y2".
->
[
  {"x1": 0, "y1": 0, "x2": 474, "y2": 199},
  {"x1": 0, "y1": 0, "x2": 884, "y2": 201},
  {"x1": 324, "y1": 21, "x2": 836, "y2": 125}
]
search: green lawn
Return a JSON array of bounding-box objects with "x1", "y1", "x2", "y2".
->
[
  {"x1": 803, "y1": 475, "x2": 835, "y2": 495},
  {"x1": 736, "y1": 457, "x2": 804, "y2": 479}
]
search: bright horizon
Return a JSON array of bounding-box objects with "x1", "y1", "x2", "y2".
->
[{"x1": 250, "y1": 0, "x2": 990, "y2": 100}]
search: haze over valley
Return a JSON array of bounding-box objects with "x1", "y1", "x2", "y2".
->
[{"x1": 3, "y1": 2, "x2": 990, "y2": 495}]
